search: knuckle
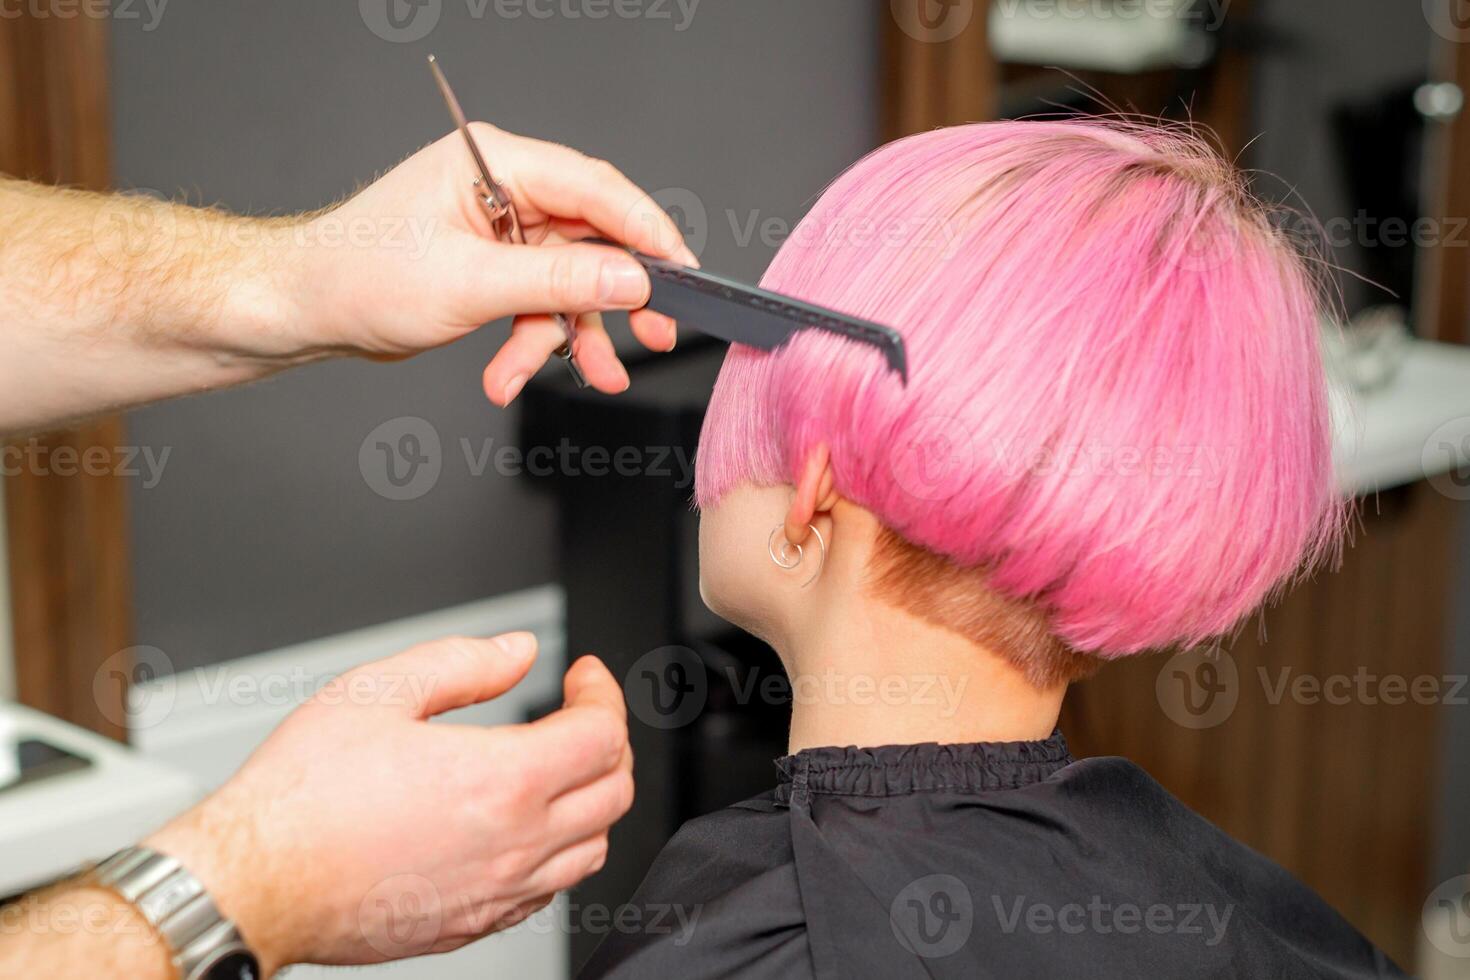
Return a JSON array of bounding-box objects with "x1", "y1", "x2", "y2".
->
[
  {"x1": 615, "y1": 772, "x2": 636, "y2": 816},
  {"x1": 435, "y1": 634, "x2": 481, "y2": 666},
  {"x1": 490, "y1": 847, "x2": 535, "y2": 886},
  {"x1": 545, "y1": 252, "x2": 594, "y2": 308},
  {"x1": 586, "y1": 156, "x2": 622, "y2": 184},
  {"x1": 595, "y1": 718, "x2": 627, "y2": 768},
  {"x1": 500, "y1": 761, "x2": 541, "y2": 810},
  {"x1": 593, "y1": 772, "x2": 634, "y2": 826},
  {"x1": 467, "y1": 121, "x2": 502, "y2": 144},
  {"x1": 587, "y1": 837, "x2": 610, "y2": 875}
]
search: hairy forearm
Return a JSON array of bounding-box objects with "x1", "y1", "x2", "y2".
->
[
  {"x1": 0, "y1": 884, "x2": 174, "y2": 979},
  {"x1": 0, "y1": 178, "x2": 329, "y2": 433}
]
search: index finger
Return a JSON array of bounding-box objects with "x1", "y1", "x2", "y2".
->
[{"x1": 493, "y1": 131, "x2": 698, "y2": 265}]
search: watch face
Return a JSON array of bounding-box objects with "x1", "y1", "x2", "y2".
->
[{"x1": 204, "y1": 950, "x2": 260, "y2": 980}]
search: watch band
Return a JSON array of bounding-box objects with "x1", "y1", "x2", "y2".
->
[{"x1": 91, "y1": 846, "x2": 260, "y2": 980}]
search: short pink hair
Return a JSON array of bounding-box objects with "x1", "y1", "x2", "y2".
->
[{"x1": 696, "y1": 120, "x2": 1342, "y2": 663}]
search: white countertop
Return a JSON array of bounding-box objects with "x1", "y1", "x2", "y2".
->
[
  {"x1": 1333, "y1": 339, "x2": 1470, "y2": 495},
  {"x1": 0, "y1": 703, "x2": 197, "y2": 895}
]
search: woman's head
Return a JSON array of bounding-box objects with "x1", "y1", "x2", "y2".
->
[{"x1": 695, "y1": 120, "x2": 1342, "y2": 686}]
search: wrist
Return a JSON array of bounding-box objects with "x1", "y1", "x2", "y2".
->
[
  {"x1": 119, "y1": 204, "x2": 342, "y2": 372},
  {"x1": 144, "y1": 789, "x2": 294, "y2": 978},
  {"x1": 196, "y1": 214, "x2": 346, "y2": 368}
]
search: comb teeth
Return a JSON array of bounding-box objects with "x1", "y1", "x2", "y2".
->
[{"x1": 591, "y1": 239, "x2": 908, "y2": 386}]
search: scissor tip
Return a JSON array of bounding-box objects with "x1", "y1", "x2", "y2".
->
[{"x1": 427, "y1": 53, "x2": 437, "y2": 63}]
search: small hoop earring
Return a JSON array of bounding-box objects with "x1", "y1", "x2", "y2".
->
[
  {"x1": 768, "y1": 524, "x2": 827, "y2": 588},
  {"x1": 768, "y1": 526, "x2": 802, "y2": 569}
]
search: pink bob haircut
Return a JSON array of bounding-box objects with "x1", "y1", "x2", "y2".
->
[{"x1": 695, "y1": 120, "x2": 1344, "y2": 684}]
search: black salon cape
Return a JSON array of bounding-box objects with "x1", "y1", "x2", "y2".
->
[{"x1": 579, "y1": 734, "x2": 1403, "y2": 979}]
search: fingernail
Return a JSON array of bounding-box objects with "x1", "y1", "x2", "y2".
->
[
  {"x1": 504, "y1": 373, "x2": 529, "y2": 404},
  {"x1": 599, "y1": 261, "x2": 649, "y2": 308},
  {"x1": 493, "y1": 633, "x2": 535, "y2": 661},
  {"x1": 678, "y1": 246, "x2": 700, "y2": 268},
  {"x1": 615, "y1": 363, "x2": 631, "y2": 392},
  {"x1": 664, "y1": 322, "x2": 678, "y2": 352}
]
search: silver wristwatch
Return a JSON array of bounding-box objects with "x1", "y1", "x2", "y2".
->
[{"x1": 92, "y1": 846, "x2": 261, "y2": 980}]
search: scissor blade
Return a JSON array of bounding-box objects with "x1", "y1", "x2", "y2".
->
[{"x1": 427, "y1": 55, "x2": 497, "y2": 188}]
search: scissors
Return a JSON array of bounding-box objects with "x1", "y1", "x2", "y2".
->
[
  {"x1": 428, "y1": 55, "x2": 589, "y2": 388},
  {"x1": 427, "y1": 56, "x2": 907, "y2": 389}
]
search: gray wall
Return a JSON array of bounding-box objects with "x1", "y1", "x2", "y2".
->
[{"x1": 111, "y1": 1, "x2": 880, "y2": 671}]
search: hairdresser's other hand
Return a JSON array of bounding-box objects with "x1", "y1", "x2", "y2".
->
[
  {"x1": 144, "y1": 634, "x2": 634, "y2": 976},
  {"x1": 286, "y1": 124, "x2": 697, "y2": 405}
]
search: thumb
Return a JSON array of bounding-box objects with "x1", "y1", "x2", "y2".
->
[
  {"x1": 349, "y1": 632, "x2": 539, "y2": 720},
  {"x1": 477, "y1": 241, "x2": 651, "y2": 319},
  {"x1": 561, "y1": 654, "x2": 626, "y2": 720}
]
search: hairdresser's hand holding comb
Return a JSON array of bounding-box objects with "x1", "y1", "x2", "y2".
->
[
  {"x1": 292, "y1": 124, "x2": 699, "y2": 404},
  {"x1": 0, "y1": 124, "x2": 695, "y2": 433}
]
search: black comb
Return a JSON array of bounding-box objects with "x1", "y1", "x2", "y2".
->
[{"x1": 591, "y1": 240, "x2": 908, "y2": 384}]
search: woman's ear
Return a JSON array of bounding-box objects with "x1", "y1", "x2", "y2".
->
[{"x1": 785, "y1": 445, "x2": 838, "y2": 546}]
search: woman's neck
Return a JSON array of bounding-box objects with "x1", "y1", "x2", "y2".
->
[{"x1": 778, "y1": 595, "x2": 1066, "y2": 754}]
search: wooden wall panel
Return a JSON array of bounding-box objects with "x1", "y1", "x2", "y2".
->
[
  {"x1": 883, "y1": 0, "x2": 997, "y2": 140},
  {"x1": 1420, "y1": 32, "x2": 1470, "y2": 345},
  {"x1": 1, "y1": 12, "x2": 132, "y2": 741}
]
